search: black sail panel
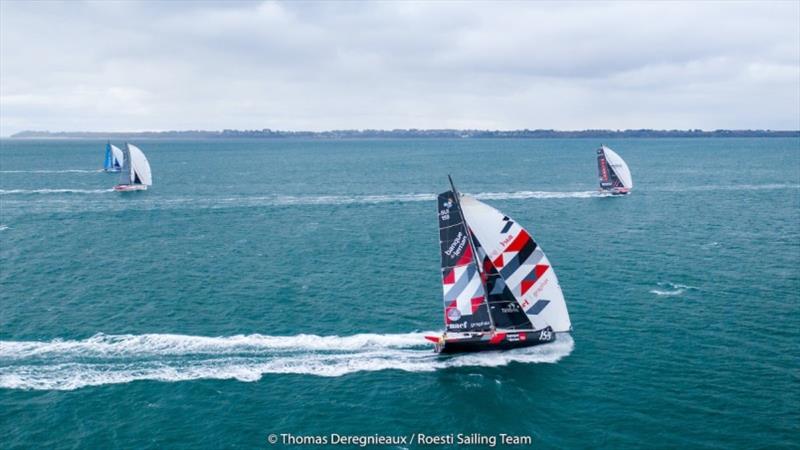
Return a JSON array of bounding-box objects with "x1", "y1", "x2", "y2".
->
[{"x1": 437, "y1": 191, "x2": 492, "y2": 332}]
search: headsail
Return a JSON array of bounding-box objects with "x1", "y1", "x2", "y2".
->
[
  {"x1": 126, "y1": 144, "x2": 152, "y2": 186},
  {"x1": 473, "y1": 234, "x2": 534, "y2": 330},
  {"x1": 110, "y1": 144, "x2": 124, "y2": 169},
  {"x1": 597, "y1": 145, "x2": 632, "y2": 190},
  {"x1": 437, "y1": 191, "x2": 492, "y2": 332},
  {"x1": 460, "y1": 196, "x2": 571, "y2": 332}
]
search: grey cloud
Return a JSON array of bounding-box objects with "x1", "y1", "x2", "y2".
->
[{"x1": 0, "y1": 0, "x2": 798, "y2": 135}]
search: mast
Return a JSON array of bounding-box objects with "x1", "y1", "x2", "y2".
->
[{"x1": 448, "y1": 175, "x2": 496, "y2": 332}]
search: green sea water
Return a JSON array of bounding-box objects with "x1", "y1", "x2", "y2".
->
[{"x1": 0, "y1": 138, "x2": 798, "y2": 449}]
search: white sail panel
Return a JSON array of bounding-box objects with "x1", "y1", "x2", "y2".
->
[
  {"x1": 460, "y1": 195, "x2": 571, "y2": 332},
  {"x1": 110, "y1": 144, "x2": 124, "y2": 168},
  {"x1": 601, "y1": 146, "x2": 632, "y2": 188},
  {"x1": 127, "y1": 144, "x2": 152, "y2": 186}
]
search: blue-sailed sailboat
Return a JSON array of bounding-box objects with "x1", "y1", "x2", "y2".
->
[{"x1": 103, "y1": 141, "x2": 124, "y2": 172}]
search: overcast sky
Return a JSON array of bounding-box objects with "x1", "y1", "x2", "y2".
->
[{"x1": 0, "y1": 1, "x2": 798, "y2": 136}]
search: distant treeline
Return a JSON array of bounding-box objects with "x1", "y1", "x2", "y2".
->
[{"x1": 10, "y1": 128, "x2": 800, "y2": 139}]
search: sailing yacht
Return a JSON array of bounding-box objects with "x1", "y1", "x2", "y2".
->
[
  {"x1": 426, "y1": 177, "x2": 571, "y2": 353},
  {"x1": 113, "y1": 143, "x2": 152, "y2": 191},
  {"x1": 103, "y1": 141, "x2": 124, "y2": 172},
  {"x1": 597, "y1": 145, "x2": 633, "y2": 195}
]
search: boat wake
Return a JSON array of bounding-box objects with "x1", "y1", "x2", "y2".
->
[
  {"x1": 650, "y1": 282, "x2": 698, "y2": 297},
  {"x1": 0, "y1": 188, "x2": 114, "y2": 195},
  {"x1": 0, "y1": 169, "x2": 103, "y2": 174},
  {"x1": 0, "y1": 332, "x2": 574, "y2": 390},
  {"x1": 658, "y1": 183, "x2": 800, "y2": 192}
]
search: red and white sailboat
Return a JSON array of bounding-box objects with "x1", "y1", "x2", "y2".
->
[
  {"x1": 426, "y1": 177, "x2": 572, "y2": 354},
  {"x1": 114, "y1": 143, "x2": 152, "y2": 192},
  {"x1": 597, "y1": 145, "x2": 633, "y2": 195}
]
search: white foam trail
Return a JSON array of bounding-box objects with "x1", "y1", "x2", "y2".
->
[
  {"x1": 0, "y1": 188, "x2": 113, "y2": 195},
  {"x1": 659, "y1": 184, "x2": 800, "y2": 192},
  {"x1": 0, "y1": 224, "x2": 8, "y2": 231},
  {"x1": 0, "y1": 332, "x2": 430, "y2": 359},
  {"x1": 0, "y1": 190, "x2": 602, "y2": 213},
  {"x1": 265, "y1": 191, "x2": 602, "y2": 205},
  {"x1": 0, "y1": 169, "x2": 102, "y2": 174},
  {"x1": 473, "y1": 190, "x2": 603, "y2": 200},
  {"x1": 0, "y1": 332, "x2": 574, "y2": 390},
  {"x1": 650, "y1": 282, "x2": 697, "y2": 297}
]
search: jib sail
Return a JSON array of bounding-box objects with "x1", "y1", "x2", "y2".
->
[
  {"x1": 437, "y1": 190, "x2": 492, "y2": 332},
  {"x1": 460, "y1": 195, "x2": 571, "y2": 332}
]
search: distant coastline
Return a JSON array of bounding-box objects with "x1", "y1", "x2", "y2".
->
[{"x1": 8, "y1": 128, "x2": 800, "y2": 139}]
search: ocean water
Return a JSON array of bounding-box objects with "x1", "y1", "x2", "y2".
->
[{"x1": 0, "y1": 138, "x2": 798, "y2": 449}]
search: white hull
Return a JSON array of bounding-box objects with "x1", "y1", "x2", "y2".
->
[{"x1": 114, "y1": 184, "x2": 148, "y2": 192}]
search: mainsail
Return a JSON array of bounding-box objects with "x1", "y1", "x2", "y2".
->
[
  {"x1": 459, "y1": 195, "x2": 571, "y2": 332},
  {"x1": 118, "y1": 143, "x2": 133, "y2": 185},
  {"x1": 597, "y1": 145, "x2": 632, "y2": 190},
  {"x1": 437, "y1": 191, "x2": 492, "y2": 332}
]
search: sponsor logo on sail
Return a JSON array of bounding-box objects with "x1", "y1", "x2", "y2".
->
[
  {"x1": 447, "y1": 308, "x2": 462, "y2": 322},
  {"x1": 444, "y1": 231, "x2": 467, "y2": 257},
  {"x1": 439, "y1": 197, "x2": 454, "y2": 221}
]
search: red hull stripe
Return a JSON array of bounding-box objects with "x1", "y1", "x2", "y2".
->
[{"x1": 489, "y1": 333, "x2": 507, "y2": 344}]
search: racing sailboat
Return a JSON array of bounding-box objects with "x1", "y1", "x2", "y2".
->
[
  {"x1": 103, "y1": 141, "x2": 124, "y2": 172},
  {"x1": 113, "y1": 143, "x2": 152, "y2": 192},
  {"x1": 425, "y1": 176, "x2": 571, "y2": 353},
  {"x1": 597, "y1": 145, "x2": 633, "y2": 195}
]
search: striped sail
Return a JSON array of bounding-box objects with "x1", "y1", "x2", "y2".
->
[
  {"x1": 473, "y1": 234, "x2": 534, "y2": 330},
  {"x1": 460, "y1": 195, "x2": 571, "y2": 332},
  {"x1": 437, "y1": 191, "x2": 492, "y2": 332}
]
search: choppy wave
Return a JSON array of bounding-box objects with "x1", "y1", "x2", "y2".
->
[
  {"x1": 0, "y1": 188, "x2": 113, "y2": 195},
  {"x1": 0, "y1": 169, "x2": 102, "y2": 174},
  {"x1": 650, "y1": 282, "x2": 698, "y2": 297},
  {"x1": 0, "y1": 332, "x2": 574, "y2": 390}
]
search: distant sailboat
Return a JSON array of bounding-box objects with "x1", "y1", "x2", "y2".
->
[
  {"x1": 425, "y1": 176, "x2": 571, "y2": 353},
  {"x1": 103, "y1": 141, "x2": 124, "y2": 172},
  {"x1": 597, "y1": 145, "x2": 633, "y2": 195},
  {"x1": 113, "y1": 143, "x2": 152, "y2": 192}
]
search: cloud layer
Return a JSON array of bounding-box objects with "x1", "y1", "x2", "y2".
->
[{"x1": 1, "y1": 1, "x2": 798, "y2": 135}]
